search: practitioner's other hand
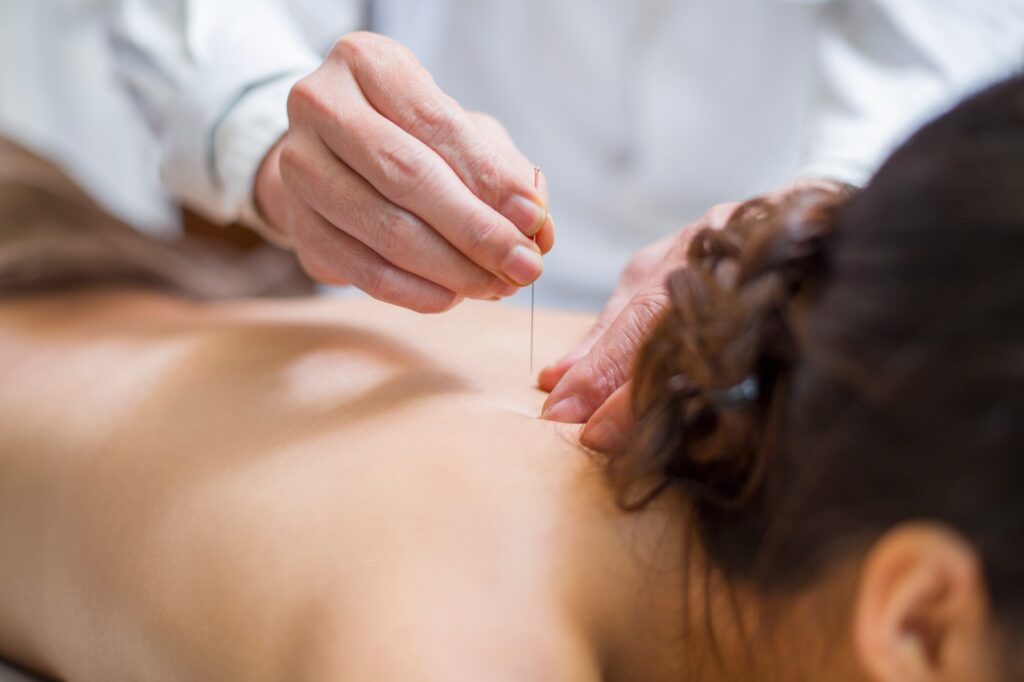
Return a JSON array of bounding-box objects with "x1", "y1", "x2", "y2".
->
[
  {"x1": 537, "y1": 203, "x2": 736, "y2": 452},
  {"x1": 255, "y1": 32, "x2": 554, "y2": 313},
  {"x1": 541, "y1": 181, "x2": 841, "y2": 453}
]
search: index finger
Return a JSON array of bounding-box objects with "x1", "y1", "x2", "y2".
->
[
  {"x1": 338, "y1": 33, "x2": 550, "y2": 238},
  {"x1": 542, "y1": 283, "x2": 672, "y2": 424},
  {"x1": 469, "y1": 114, "x2": 555, "y2": 254}
]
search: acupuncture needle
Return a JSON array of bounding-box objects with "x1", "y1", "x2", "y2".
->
[{"x1": 531, "y1": 166, "x2": 542, "y2": 375}]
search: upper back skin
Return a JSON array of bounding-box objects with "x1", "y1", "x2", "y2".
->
[{"x1": 0, "y1": 292, "x2": 688, "y2": 682}]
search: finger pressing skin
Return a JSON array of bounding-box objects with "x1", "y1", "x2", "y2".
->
[
  {"x1": 335, "y1": 33, "x2": 550, "y2": 238},
  {"x1": 538, "y1": 216, "x2": 723, "y2": 392},
  {"x1": 541, "y1": 284, "x2": 672, "y2": 423},
  {"x1": 290, "y1": 202, "x2": 463, "y2": 313},
  {"x1": 581, "y1": 381, "x2": 635, "y2": 454},
  {"x1": 280, "y1": 133, "x2": 517, "y2": 300}
]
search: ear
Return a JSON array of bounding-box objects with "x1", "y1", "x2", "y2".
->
[{"x1": 852, "y1": 523, "x2": 997, "y2": 682}]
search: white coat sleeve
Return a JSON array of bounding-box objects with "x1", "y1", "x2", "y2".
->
[
  {"x1": 109, "y1": 1, "x2": 362, "y2": 232},
  {"x1": 798, "y1": 0, "x2": 1024, "y2": 187}
]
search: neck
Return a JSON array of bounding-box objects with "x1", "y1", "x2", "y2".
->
[
  {"x1": 560, "y1": 481, "x2": 795, "y2": 682},
  {"x1": 554, "y1": 478, "x2": 693, "y2": 682}
]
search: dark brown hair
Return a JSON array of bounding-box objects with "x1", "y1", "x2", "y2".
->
[{"x1": 615, "y1": 73, "x2": 1024, "y2": 634}]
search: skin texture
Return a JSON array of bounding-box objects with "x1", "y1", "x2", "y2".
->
[
  {"x1": 255, "y1": 32, "x2": 555, "y2": 312},
  {"x1": 0, "y1": 292, "x2": 688, "y2": 682}
]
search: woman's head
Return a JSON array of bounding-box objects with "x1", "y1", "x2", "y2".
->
[{"x1": 618, "y1": 75, "x2": 1024, "y2": 681}]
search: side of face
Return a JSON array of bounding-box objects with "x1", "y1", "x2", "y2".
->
[{"x1": 759, "y1": 522, "x2": 1003, "y2": 682}]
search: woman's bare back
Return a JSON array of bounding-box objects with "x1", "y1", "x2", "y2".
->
[{"x1": 0, "y1": 292, "x2": 688, "y2": 682}]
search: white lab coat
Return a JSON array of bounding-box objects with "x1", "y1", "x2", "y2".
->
[
  {"x1": 0, "y1": 0, "x2": 176, "y2": 236},
  {"x1": 17, "y1": 1, "x2": 1024, "y2": 308}
]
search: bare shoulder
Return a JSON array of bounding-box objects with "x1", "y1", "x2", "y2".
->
[
  {"x1": 0, "y1": 291, "x2": 609, "y2": 680},
  {"x1": 288, "y1": 409, "x2": 615, "y2": 682}
]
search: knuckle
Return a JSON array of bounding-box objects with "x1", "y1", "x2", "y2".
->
[
  {"x1": 576, "y1": 354, "x2": 625, "y2": 407},
  {"x1": 463, "y1": 211, "x2": 505, "y2": 259},
  {"x1": 623, "y1": 287, "x2": 672, "y2": 344},
  {"x1": 404, "y1": 95, "x2": 458, "y2": 146},
  {"x1": 287, "y1": 76, "x2": 335, "y2": 125},
  {"x1": 375, "y1": 140, "x2": 436, "y2": 201},
  {"x1": 467, "y1": 148, "x2": 504, "y2": 195},
  {"x1": 374, "y1": 208, "x2": 418, "y2": 257},
  {"x1": 286, "y1": 78, "x2": 316, "y2": 119},
  {"x1": 631, "y1": 286, "x2": 671, "y2": 323},
  {"x1": 331, "y1": 31, "x2": 375, "y2": 63}
]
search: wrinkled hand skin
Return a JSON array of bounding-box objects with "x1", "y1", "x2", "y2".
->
[
  {"x1": 540, "y1": 180, "x2": 846, "y2": 453},
  {"x1": 255, "y1": 31, "x2": 555, "y2": 313}
]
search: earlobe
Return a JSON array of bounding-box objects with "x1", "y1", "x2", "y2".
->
[{"x1": 852, "y1": 523, "x2": 994, "y2": 682}]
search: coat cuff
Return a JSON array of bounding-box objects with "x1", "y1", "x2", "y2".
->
[{"x1": 212, "y1": 74, "x2": 303, "y2": 247}]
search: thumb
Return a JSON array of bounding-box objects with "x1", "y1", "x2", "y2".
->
[{"x1": 541, "y1": 285, "x2": 670, "y2": 423}]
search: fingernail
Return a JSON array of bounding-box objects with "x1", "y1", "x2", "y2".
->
[
  {"x1": 503, "y1": 245, "x2": 543, "y2": 285},
  {"x1": 542, "y1": 395, "x2": 589, "y2": 423},
  {"x1": 502, "y1": 195, "x2": 548, "y2": 237}
]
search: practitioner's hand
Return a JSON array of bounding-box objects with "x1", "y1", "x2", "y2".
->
[
  {"x1": 537, "y1": 203, "x2": 737, "y2": 452},
  {"x1": 255, "y1": 32, "x2": 554, "y2": 313},
  {"x1": 541, "y1": 181, "x2": 842, "y2": 453}
]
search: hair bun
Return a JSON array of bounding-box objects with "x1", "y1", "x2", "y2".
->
[{"x1": 614, "y1": 184, "x2": 849, "y2": 511}]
